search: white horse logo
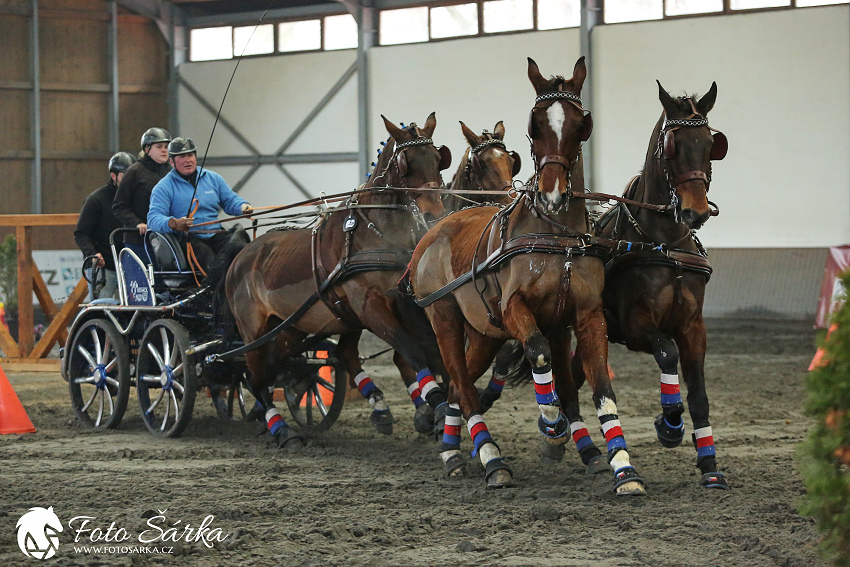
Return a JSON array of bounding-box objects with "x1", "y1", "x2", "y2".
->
[{"x1": 16, "y1": 507, "x2": 63, "y2": 559}]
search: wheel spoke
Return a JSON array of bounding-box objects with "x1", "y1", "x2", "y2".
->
[
  {"x1": 315, "y1": 376, "x2": 336, "y2": 392},
  {"x1": 311, "y1": 384, "x2": 330, "y2": 416},
  {"x1": 160, "y1": 327, "x2": 172, "y2": 368},
  {"x1": 81, "y1": 385, "x2": 99, "y2": 412},
  {"x1": 305, "y1": 387, "x2": 314, "y2": 424},
  {"x1": 148, "y1": 388, "x2": 165, "y2": 412},
  {"x1": 172, "y1": 380, "x2": 185, "y2": 395},
  {"x1": 78, "y1": 346, "x2": 97, "y2": 370},
  {"x1": 95, "y1": 389, "x2": 105, "y2": 427},
  {"x1": 104, "y1": 356, "x2": 117, "y2": 372},
  {"x1": 105, "y1": 376, "x2": 120, "y2": 388},
  {"x1": 171, "y1": 362, "x2": 183, "y2": 377},
  {"x1": 90, "y1": 328, "x2": 103, "y2": 367},
  {"x1": 170, "y1": 390, "x2": 180, "y2": 422},
  {"x1": 147, "y1": 342, "x2": 165, "y2": 372},
  {"x1": 101, "y1": 334, "x2": 111, "y2": 365},
  {"x1": 161, "y1": 391, "x2": 171, "y2": 432},
  {"x1": 73, "y1": 376, "x2": 96, "y2": 385},
  {"x1": 105, "y1": 385, "x2": 115, "y2": 415}
]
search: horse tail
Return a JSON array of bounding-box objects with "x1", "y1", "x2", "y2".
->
[
  {"x1": 390, "y1": 285, "x2": 447, "y2": 378},
  {"x1": 499, "y1": 339, "x2": 533, "y2": 387},
  {"x1": 204, "y1": 225, "x2": 250, "y2": 340}
]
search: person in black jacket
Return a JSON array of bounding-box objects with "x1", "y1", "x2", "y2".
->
[
  {"x1": 74, "y1": 152, "x2": 136, "y2": 300},
  {"x1": 112, "y1": 127, "x2": 171, "y2": 261}
]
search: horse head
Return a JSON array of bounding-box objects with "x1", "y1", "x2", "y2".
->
[
  {"x1": 372, "y1": 112, "x2": 450, "y2": 222},
  {"x1": 459, "y1": 120, "x2": 521, "y2": 193},
  {"x1": 527, "y1": 57, "x2": 593, "y2": 213},
  {"x1": 655, "y1": 81, "x2": 726, "y2": 230}
]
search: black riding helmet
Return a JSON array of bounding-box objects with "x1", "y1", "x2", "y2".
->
[
  {"x1": 168, "y1": 137, "x2": 197, "y2": 157},
  {"x1": 108, "y1": 151, "x2": 136, "y2": 173},
  {"x1": 141, "y1": 127, "x2": 171, "y2": 149}
]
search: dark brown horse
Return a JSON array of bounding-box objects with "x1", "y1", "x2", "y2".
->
[
  {"x1": 573, "y1": 81, "x2": 728, "y2": 488},
  {"x1": 223, "y1": 113, "x2": 451, "y2": 445},
  {"x1": 442, "y1": 121, "x2": 520, "y2": 212},
  {"x1": 406, "y1": 58, "x2": 645, "y2": 493}
]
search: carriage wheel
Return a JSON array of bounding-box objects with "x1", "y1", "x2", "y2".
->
[
  {"x1": 283, "y1": 354, "x2": 347, "y2": 431},
  {"x1": 67, "y1": 318, "x2": 131, "y2": 430},
  {"x1": 136, "y1": 319, "x2": 197, "y2": 437}
]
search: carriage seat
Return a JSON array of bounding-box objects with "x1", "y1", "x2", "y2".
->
[{"x1": 144, "y1": 231, "x2": 203, "y2": 290}]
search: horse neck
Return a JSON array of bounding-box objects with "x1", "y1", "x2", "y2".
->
[
  {"x1": 450, "y1": 150, "x2": 472, "y2": 192},
  {"x1": 629, "y1": 117, "x2": 692, "y2": 245}
]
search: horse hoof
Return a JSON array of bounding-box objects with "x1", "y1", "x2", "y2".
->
[
  {"x1": 443, "y1": 452, "x2": 466, "y2": 477},
  {"x1": 484, "y1": 457, "x2": 513, "y2": 488},
  {"x1": 654, "y1": 413, "x2": 684, "y2": 448},
  {"x1": 276, "y1": 429, "x2": 305, "y2": 449},
  {"x1": 538, "y1": 440, "x2": 565, "y2": 463},
  {"x1": 586, "y1": 453, "x2": 610, "y2": 475},
  {"x1": 370, "y1": 408, "x2": 394, "y2": 435},
  {"x1": 413, "y1": 404, "x2": 435, "y2": 434},
  {"x1": 615, "y1": 481, "x2": 646, "y2": 496},
  {"x1": 612, "y1": 466, "x2": 646, "y2": 495},
  {"x1": 486, "y1": 469, "x2": 513, "y2": 488},
  {"x1": 701, "y1": 472, "x2": 730, "y2": 490}
]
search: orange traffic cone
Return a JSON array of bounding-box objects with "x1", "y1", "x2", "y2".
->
[
  {"x1": 0, "y1": 363, "x2": 36, "y2": 434},
  {"x1": 809, "y1": 323, "x2": 838, "y2": 371}
]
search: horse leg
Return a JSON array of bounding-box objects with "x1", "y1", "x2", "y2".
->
[
  {"x1": 650, "y1": 331, "x2": 687, "y2": 449},
  {"x1": 244, "y1": 335, "x2": 304, "y2": 449},
  {"x1": 551, "y1": 335, "x2": 607, "y2": 473},
  {"x1": 676, "y1": 320, "x2": 729, "y2": 489},
  {"x1": 574, "y1": 306, "x2": 645, "y2": 495},
  {"x1": 336, "y1": 331, "x2": 394, "y2": 435},
  {"x1": 428, "y1": 299, "x2": 512, "y2": 487},
  {"x1": 392, "y1": 351, "x2": 434, "y2": 435},
  {"x1": 359, "y1": 292, "x2": 447, "y2": 437},
  {"x1": 477, "y1": 340, "x2": 514, "y2": 414}
]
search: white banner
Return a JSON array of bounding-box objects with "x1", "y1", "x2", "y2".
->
[{"x1": 32, "y1": 250, "x2": 85, "y2": 304}]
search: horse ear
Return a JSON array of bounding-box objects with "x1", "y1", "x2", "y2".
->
[
  {"x1": 421, "y1": 112, "x2": 437, "y2": 137},
  {"x1": 570, "y1": 56, "x2": 587, "y2": 92},
  {"x1": 460, "y1": 121, "x2": 480, "y2": 147},
  {"x1": 696, "y1": 82, "x2": 718, "y2": 117},
  {"x1": 657, "y1": 80, "x2": 677, "y2": 115},
  {"x1": 382, "y1": 115, "x2": 405, "y2": 142},
  {"x1": 527, "y1": 57, "x2": 548, "y2": 94},
  {"x1": 493, "y1": 121, "x2": 505, "y2": 140}
]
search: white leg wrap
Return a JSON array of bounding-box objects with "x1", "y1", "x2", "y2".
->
[
  {"x1": 609, "y1": 448, "x2": 632, "y2": 471},
  {"x1": 478, "y1": 442, "x2": 501, "y2": 467},
  {"x1": 539, "y1": 404, "x2": 560, "y2": 423},
  {"x1": 440, "y1": 449, "x2": 462, "y2": 464}
]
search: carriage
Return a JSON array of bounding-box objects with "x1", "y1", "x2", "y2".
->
[{"x1": 59, "y1": 227, "x2": 347, "y2": 437}]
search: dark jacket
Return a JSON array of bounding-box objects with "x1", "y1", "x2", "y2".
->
[
  {"x1": 74, "y1": 180, "x2": 122, "y2": 270},
  {"x1": 112, "y1": 154, "x2": 171, "y2": 245}
]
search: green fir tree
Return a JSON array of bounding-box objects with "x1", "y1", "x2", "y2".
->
[{"x1": 800, "y1": 270, "x2": 850, "y2": 566}]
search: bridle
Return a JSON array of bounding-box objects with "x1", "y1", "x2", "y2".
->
[
  {"x1": 465, "y1": 137, "x2": 521, "y2": 193},
  {"x1": 526, "y1": 90, "x2": 592, "y2": 212},
  {"x1": 655, "y1": 97, "x2": 728, "y2": 217}
]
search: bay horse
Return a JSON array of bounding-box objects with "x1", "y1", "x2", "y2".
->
[
  {"x1": 573, "y1": 81, "x2": 729, "y2": 489},
  {"x1": 442, "y1": 120, "x2": 520, "y2": 212},
  {"x1": 405, "y1": 58, "x2": 645, "y2": 493},
  {"x1": 223, "y1": 113, "x2": 451, "y2": 446}
]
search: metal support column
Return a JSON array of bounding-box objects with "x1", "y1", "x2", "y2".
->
[
  {"x1": 108, "y1": 0, "x2": 120, "y2": 152},
  {"x1": 30, "y1": 0, "x2": 41, "y2": 214},
  {"x1": 580, "y1": 0, "x2": 600, "y2": 192},
  {"x1": 357, "y1": 3, "x2": 376, "y2": 181}
]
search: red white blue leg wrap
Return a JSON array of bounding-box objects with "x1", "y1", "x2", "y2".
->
[
  {"x1": 440, "y1": 403, "x2": 462, "y2": 451},
  {"x1": 354, "y1": 371, "x2": 377, "y2": 399},
  {"x1": 533, "y1": 367, "x2": 558, "y2": 405},
  {"x1": 467, "y1": 413, "x2": 493, "y2": 457},
  {"x1": 405, "y1": 379, "x2": 426, "y2": 408},
  {"x1": 265, "y1": 407, "x2": 287, "y2": 436},
  {"x1": 694, "y1": 426, "x2": 716, "y2": 460},
  {"x1": 416, "y1": 368, "x2": 440, "y2": 401}
]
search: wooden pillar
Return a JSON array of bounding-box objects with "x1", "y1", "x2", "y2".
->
[{"x1": 16, "y1": 225, "x2": 33, "y2": 357}]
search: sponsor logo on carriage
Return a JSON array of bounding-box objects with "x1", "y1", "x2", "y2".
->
[
  {"x1": 15, "y1": 507, "x2": 231, "y2": 559},
  {"x1": 129, "y1": 280, "x2": 149, "y2": 303}
]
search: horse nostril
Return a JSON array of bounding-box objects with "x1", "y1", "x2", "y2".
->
[{"x1": 682, "y1": 209, "x2": 709, "y2": 230}]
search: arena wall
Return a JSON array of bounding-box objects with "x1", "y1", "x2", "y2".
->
[{"x1": 172, "y1": 4, "x2": 849, "y2": 320}]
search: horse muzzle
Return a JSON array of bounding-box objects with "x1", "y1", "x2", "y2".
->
[{"x1": 681, "y1": 207, "x2": 710, "y2": 230}]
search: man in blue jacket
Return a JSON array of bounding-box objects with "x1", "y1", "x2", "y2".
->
[{"x1": 147, "y1": 137, "x2": 252, "y2": 272}]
